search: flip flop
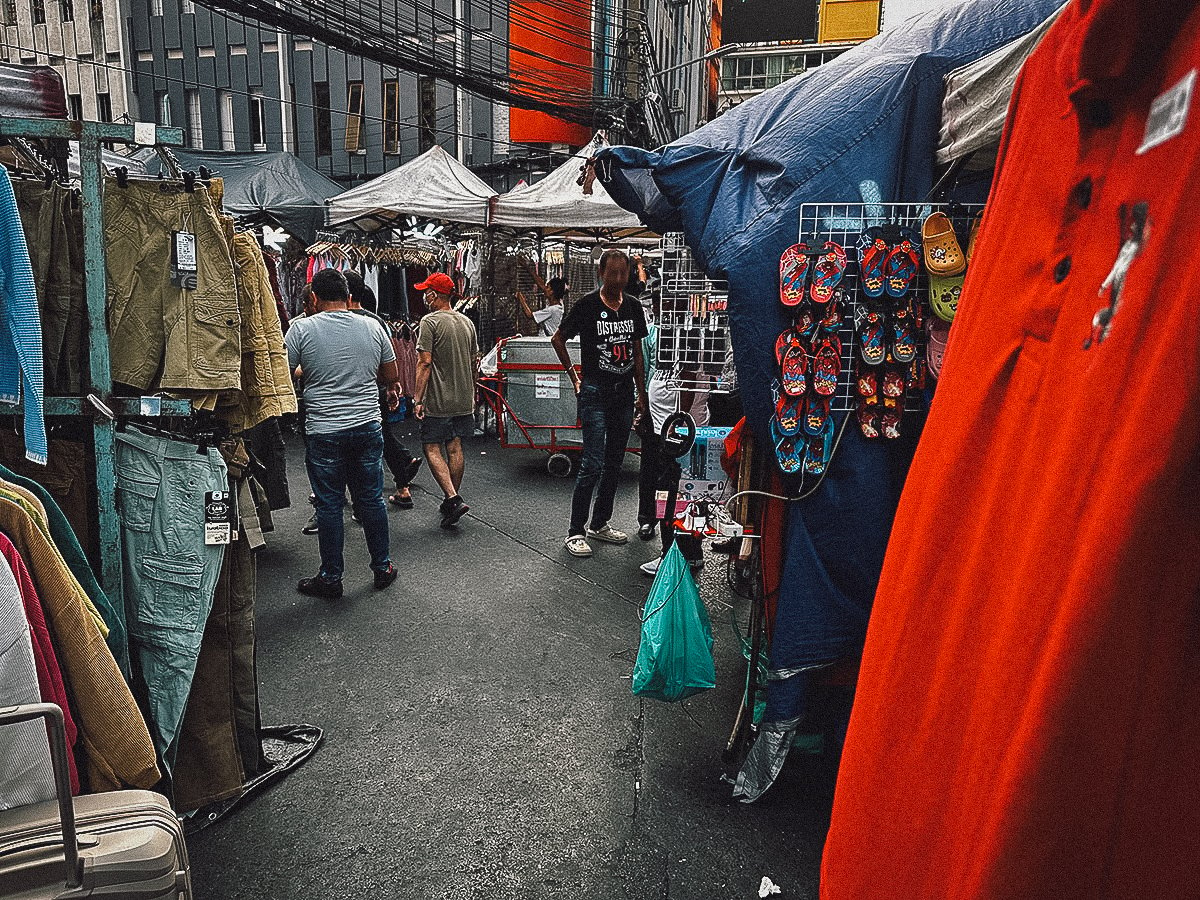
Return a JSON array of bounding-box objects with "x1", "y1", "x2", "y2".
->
[
  {"x1": 780, "y1": 342, "x2": 809, "y2": 396},
  {"x1": 856, "y1": 367, "x2": 878, "y2": 398},
  {"x1": 880, "y1": 398, "x2": 902, "y2": 440},
  {"x1": 802, "y1": 392, "x2": 830, "y2": 437},
  {"x1": 774, "y1": 327, "x2": 803, "y2": 365},
  {"x1": 859, "y1": 304, "x2": 886, "y2": 366},
  {"x1": 921, "y1": 211, "x2": 965, "y2": 276},
  {"x1": 809, "y1": 241, "x2": 847, "y2": 304},
  {"x1": 779, "y1": 243, "x2": 810, "y2": 306},
  {"x1": 881, "y1": 366, "x2": 906, "y2": 399},
  {"x1": 926, "y1": 318, "x2": 950, "y2": 379},
  {"x1": 772, "y1": 419, "x2": 804, "y2": 474},
  {"x1": 907, "y1": 354, "x2": 925, "y2": 391},
  {"x1": 884, "y1": 233, "x2": 921, "y2": 299},
  {"x1": 819, "y1": 293, "x2": 842, "y2": 334},
  {"x1": 855, "y1": 228, "x2": 890, "y2": 299},
  {"x1": 811, "y1": 335, "x2": 841, "y2": 397},
  {"x1": 795, "y1": 304, "x2": 818, "y2": 341},
  {"x1": 803, "y1": 416, "x2": 835, "y2": 476},
  {"x1": 775, "y1": 393, "x2": 803, "y2": 436},
  {"x1": 891, "y1": 305, "x2": 917, "y2": 364},
  {"x1": 857, "y1": 398, "x2": 881, "y2": 439}
]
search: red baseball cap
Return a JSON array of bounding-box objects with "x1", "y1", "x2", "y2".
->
[{"x1": 414, "y1": 272, "x2": 456, "y2": 295}]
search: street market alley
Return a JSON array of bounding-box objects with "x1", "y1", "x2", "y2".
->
[{"x1": 186, "y1": 426, "x2": 833, "y2": 899}]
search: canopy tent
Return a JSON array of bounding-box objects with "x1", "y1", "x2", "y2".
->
[
  {"x1": 594, "y1": 0, "x2": 1065, "y2": 797},
  {"x1": 936, "y1": 4, "x2": 1065, "y2": 166},
  {"x1": 490, "y1": 136, "x2": 654, "y2": 239},
  {"x1": 326, "y1": 145, "x2": 497, "y2": 232},
  {"x1": 141, "y1": 148, "x2": 343, "y2": 243}
]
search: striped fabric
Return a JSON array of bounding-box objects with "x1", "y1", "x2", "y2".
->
[
  {"x1": 0, "y1": 552, "x2": 55, "y2": 809},
  {"x1": 0, "y1": 168, "x2": 45, "y2": 465}
]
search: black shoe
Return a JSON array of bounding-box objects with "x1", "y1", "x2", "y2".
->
[
  {"x1": 637, "y1": 522, "x2": 656, "y2": 541},
  {"x1": 712, "y1": 535, "x2": 739, "y2": 554},
  {"x1": 373, "y1": 564, "x2": 398, "y2": 590},
  {"x1": 297, "y1": 575, "x2": 343, "y2": 599},
  {"x1": 400, "y1": 457, "x2": 423, "y2": 486},
  {"x1": 439, "y1": 495, "x2": 469, "y2": 528}
]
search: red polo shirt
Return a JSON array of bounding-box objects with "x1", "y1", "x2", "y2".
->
[{"x1": 822, "y1": 1, "x2": 1200, "y2": 897}]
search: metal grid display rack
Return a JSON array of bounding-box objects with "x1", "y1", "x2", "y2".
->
[
  {"x1": 796, "y1": 202, "x2": 984, "y2": 413},
  {"x1": 656, "y1": 232, "x2": 735, "y2": 394},
  {"x1": 0, "y1": 118, "x2": 192, "y2": 600}
]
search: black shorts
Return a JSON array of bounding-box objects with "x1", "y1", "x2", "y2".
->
[{"x1": 419, "y1": 414, "x2": 474, "y2": 444}]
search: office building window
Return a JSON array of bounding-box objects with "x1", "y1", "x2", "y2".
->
[
  {"x1": 1, "y1": 0, "x2": 15, "y2": 23},
  {"x1": 250, "y1": 90, "x2": 267, "y2": 150},
  {"x1": 97, "y1": 92, "x2": 112, "y2": 122},
  {"x1": 383, "y1": 79, "x2": 400, "y2": 154},
  {"x1": 186, "y1": 89, "x2": 202, "y2": 148},
  {"x1": 149, "y1": 0, "x2": 161, "y2": 14},
  {"x1": 156, "y1": 90, "x2": 172, "y2": 126},
  {"x1": 60, "y1": 0, "x2": 72, "y2": 20},
  {"x1": 418, "y1": 75, "x2": 436, "y2": 152},
  {"x1": 89, "y1": 0, "x2": 101, "y2": 20},
  {"x1": 219, "y1": 90, "x2": 235, "y2": 150},
  {"x1": 313, "y1": 81, "x2": 331, "y2": 156},
  {"x1": 31, "y1": 0, "x2": 46, "y2": 25},
  {"x1": 67, "y1": 93, "x2": 82, "y2": 120},
  {"x1": 344, "y1": 81, "x2": 364, "y2": 153},
  {"x1": 180, "y1": 0, "x2": 193, "y2": 11}
]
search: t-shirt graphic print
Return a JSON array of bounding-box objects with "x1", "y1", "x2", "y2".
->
[{"x1": 559, "y1": 289, "x2": 648, "y2": 385}]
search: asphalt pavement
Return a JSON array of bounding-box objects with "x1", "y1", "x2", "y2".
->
[{"x1": 187, "y1": 423, "x2": 833, "y2": 899}]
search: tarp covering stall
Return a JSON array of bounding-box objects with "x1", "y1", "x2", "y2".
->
[
  {"x1": 142, "y1": 148, "x2": 343, "y2": 244},
  {"x1": 490, "y1": 136, "x2": 653, "y2": 239},
  {"x1": 595, "y1": 0, "x2": 1064, "y2": 797},
  {"x1": 326, "y1": 145, "x2": 497, "y2": 231}
]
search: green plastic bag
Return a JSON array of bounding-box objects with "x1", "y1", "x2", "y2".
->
[{"x1": 632, "y1": 543, "x2": 716, "y2": 702}]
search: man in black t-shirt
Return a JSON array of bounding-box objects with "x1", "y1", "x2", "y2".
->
[{"x1": 551, "y1": 249, "x2": 648, "y2": 557}]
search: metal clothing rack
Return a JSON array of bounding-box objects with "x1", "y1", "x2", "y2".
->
[
  {"x1": 656, "y1": 232, "x2": 735, "y2": 395},
  {"x1": 796, "y1": 202, "x2": 985, "y2": 414},
  {"x1": 0, "y1": 117, "x2": 191, "y2": 600}
]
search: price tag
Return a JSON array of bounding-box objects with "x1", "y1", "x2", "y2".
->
[
  {"x1": 204, "y1": 490, "x2": 232, "y2": 545},
  {"x1": 171, "y1": 231, "x2": 198, "y2": 290}
]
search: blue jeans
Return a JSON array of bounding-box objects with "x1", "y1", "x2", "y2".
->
[
  {"x1": 305, "y1": 421, "x2": 391, "y2": 581},
  {"x1": 570, "y1": 379, "x2": 635, "y2": 536}
]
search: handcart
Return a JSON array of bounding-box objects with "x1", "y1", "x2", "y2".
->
[{"x1": 478, "y1": 335, "x2": 640, "y2": 476}]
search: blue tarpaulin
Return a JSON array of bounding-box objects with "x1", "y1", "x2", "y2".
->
[{"x1": 597, "y1": 0, "x2": 1063, "y2": 794}]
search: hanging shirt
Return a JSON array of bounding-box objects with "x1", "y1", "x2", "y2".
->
[
  {"x1": 822, "y1": 2, "x2": 1200, "y2": 897},
  {"x1": 557, "y1": 289, "x2": 648, "y2": 385},
  {"x1": 0, "y1": 167, "x2": 45, "y2": 464}
]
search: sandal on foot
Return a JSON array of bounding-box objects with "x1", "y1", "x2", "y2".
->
[
  {"x1": 389, "y1": 493, "x2": 414, "y2": 509},
  {"x1": 779, "y1": 243, "x2": 811, "y2": 306},
  {"x1": 809, "y1": 241, "x2": 847, "y2": 304},
  {"x1": 564, "y1": 535, "x2": 593, "y2": 557}
]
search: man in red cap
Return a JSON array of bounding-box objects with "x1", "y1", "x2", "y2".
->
[{"x1": 412, "y1": 272, "x2": 479, "y2": 528}]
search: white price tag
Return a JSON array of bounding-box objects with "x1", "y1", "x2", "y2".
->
[{"x1": 204, "y1": 490, "x2": 232, "y2": 545}]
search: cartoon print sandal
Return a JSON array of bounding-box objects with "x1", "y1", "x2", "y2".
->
[
  {"x1": 780, "y1": 342, "x2": 809, "y2": 396},
  {"x1": 880, "y1": 398, "x2": 902, "y2": 440},
  {"x1": 855, "y1": 228, "x2": 890, "y2": 299},
  {"x1": 884, "y1": 232, "x2": 922, "y2": 299},
  {"x1": 803, "y1": 416, "x2": 835, "y2": 476},
  {"x1": 779, "y1": 243, "x2": 811, "y2": 307},
  {"x1": 881, "y1": 366, "x2": 906, "y2": 399},
  {"x1": 775, "y1": 393, "x2": 803, "y2": 436},
  {"x1": 772, "y1": 419, "x2": 804, "y2": 474},
  {"x1": 819, "y1": 294, "x2": 842, "y2": 334},
  {"x1": 775, "y1": 327, "x2": 803, "y2": 365},
  {"x1": 928, "y1": 272, "x2": 964, "y2": 323},
  {"x1": 921, "y1": 211, "x2": 965, "y2": 276},
  {"x1": 859, "y1": 304, "x2": 886, "y2": 366},
  {"x1": 796, "y1": 303, "x2": 818, "y2": 341},
  {"x1": 811, "y1": 335, "x2": 841, "y2": 397},
  {"x1": 857, "y1": 397, "x2": 881, "y2": 439},
  {"x1": 802, "y1": 392, "x2": 830, "y2": 437},
  {"x1": 856, "y1": 367, "x2": 878, "y2": 398},
  {"x1": 891, "y1": 305, "x2": 917, "y2": 364},
  {"x1": 809, "y1": 241, "x2": 847, "y2": 305}
]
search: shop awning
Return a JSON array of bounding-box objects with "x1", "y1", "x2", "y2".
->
[
  {"x1": 490, "y1": 136, "x2": 653, "y2": 239},
  {"x1": 142, "y1": 148, "x2": 343, "y2": 244},
  {"x1": 936, "y1": 5, "x2": 1065, "y2": 165},
  {"x1": 326, "y1": 145, "x2": 497, "y2": 232}
]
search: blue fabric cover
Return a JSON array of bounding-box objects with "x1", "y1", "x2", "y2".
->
[{"x1": 597, "y1": 0, "x2": 1063, "y2": 694}]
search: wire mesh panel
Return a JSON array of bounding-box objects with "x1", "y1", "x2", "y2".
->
[
  {"x1": 656, "y1": 232, "x2": 735, "y2": 394},
  {"x1": 796, "y1": 202, "x2": 984, "y2": 413}
]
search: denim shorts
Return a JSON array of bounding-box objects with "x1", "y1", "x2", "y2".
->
[{"x1": 419, "y1": 414, "x2": 475, "y2": 444}]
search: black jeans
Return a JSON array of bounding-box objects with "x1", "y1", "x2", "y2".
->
[
  {"x1": 638, "y1": 432, "x2": 702, "y2": 562},
  {"x1": 570, "y1": 379, "x2": 635, "y2": 537}
]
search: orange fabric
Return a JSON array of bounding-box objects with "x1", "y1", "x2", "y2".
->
[
  {"x1": 508, "y1": 0, "x2": 593, "y2": 145},
  {"x1": 822, "y1": 2, "x2": 1200, "y2": 898}
]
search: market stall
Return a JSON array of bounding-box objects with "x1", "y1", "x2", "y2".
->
[{"x1": 595, "y1": 0, "x2": 1064, "y2": 801}]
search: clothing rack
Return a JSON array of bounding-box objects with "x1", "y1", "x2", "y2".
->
[{"x1": 0, "y1": 117, "x2": 191, "y2": 600}]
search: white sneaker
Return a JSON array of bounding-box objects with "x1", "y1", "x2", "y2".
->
[
  {"x1": 640, "y1": 556, "x2": 662, "y2": 576},
  {"x1": 564, "y1": 535, "x2": 593, "y2": 557},
  {"x1": 587, "y1": 524, "x2": 629, "y2": 544}
]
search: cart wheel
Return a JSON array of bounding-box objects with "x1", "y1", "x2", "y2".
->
[{"x1": 547, "y1": 452, "x2": 574, "y2": 477}]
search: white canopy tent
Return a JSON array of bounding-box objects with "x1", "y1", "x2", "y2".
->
[
  {"x1": 490, "y1": 136, "x2": 655, "y2": 240},
  {"x1": 325, "y1": 144, "x2": 498, "y2": 232},
  {"x1": 936, "y1": 5, "x2": 1065, "y2": 166}
]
